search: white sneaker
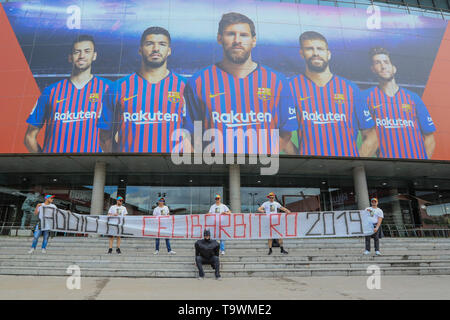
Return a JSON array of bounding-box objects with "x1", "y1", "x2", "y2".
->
[
  {"x1": 28, "y1": 248, "x2": 34, "y2": 254},
  {"x1": 363, "y1": 250, "x2": 370, "y2": 255},
  {"x1": 220, "y1": 251, "x2": 225, "y2": 255},
  {"x1": 153, "y1": 250, "x2": 159, "y2": 255},
  {"x1": 375, "y1": 251, "x2": 381, "y2": 256},
  {"x1": 168, "y1": 251, "x2": 176, "y2": 255},
  {"x1": 42, "y1": 249, "x2": 46, "y2": 253}
]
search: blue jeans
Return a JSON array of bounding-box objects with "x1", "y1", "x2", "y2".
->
[
  {"x1": 155, "y1": 238, "x2": 172, "y2": 252},
  {"x1": 220, "y1": 240, "x2": 225, "y2": 252},
  {"x1": 31, "y1": 228, "x2": 49, "y2": 249}
]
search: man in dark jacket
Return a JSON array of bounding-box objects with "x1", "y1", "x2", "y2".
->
[{"x1": 195, "y1": 229, "x2": 221, "y2": 280}]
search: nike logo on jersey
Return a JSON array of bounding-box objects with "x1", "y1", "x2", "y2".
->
[
  {"x1": 298, "y1": 97, "x2": 310, "y2": 102},
  {"x1": 371, "y1": 104, "x2": 382, "y2": 109},
  {"x1": 56, "y1": 98, "x2": 66, "y2": 103},
  {"x1": 209, "y1": 92, "x2": 225, "y2": 98},
  {"x1": 123, "y1": 95, "x2": 138, "y2": 102}
]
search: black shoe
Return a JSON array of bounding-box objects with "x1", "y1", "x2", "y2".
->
[
  {"x1": 268, "y1": 248, "x2": 272, "y2": 255},
  {"x1": 116, "y1": 248, "x2": 121, "y2": 254},
  {"x1": 281, "y1": 249, "x2": 288, "y2": 255},
  {"x1": 107, "y1": 248, "x2": 112, "y2": 254}
]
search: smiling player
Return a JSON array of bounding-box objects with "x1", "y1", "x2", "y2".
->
[
  {"x1": 289, "y1": 31, "x2": 378, "y2": 157},
  {"x1": 25, "y1": 35, "x2": 111, "y2": 153},
  {"x1": 98, "y1": 27, "x2": 186, "y2": 153},
  {"x1": 363, "y1": 47, "x2": 436, "y2": 159}
]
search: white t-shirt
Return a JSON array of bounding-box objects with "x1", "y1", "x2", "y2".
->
[
  {"x1": 108, "y1": 205, "x2": 128, "y2": 217},
  {"x1": 261, "y1": 201, "x2": 282, "y2": 214},
  {"x1": 365, "y1": 207, "x2": 384, "y2": 224},
  {"x1": 153, "y1": 205, "x2": 170, "y2": 216},
  {"x1": 38, "y1": 203, "x2": 57, "y2": 231},
  {"x1": 209, "y1": 203, "x2": 230, "y2": 214}
]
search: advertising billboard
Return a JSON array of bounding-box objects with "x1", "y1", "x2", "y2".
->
[{"x1": 0, "y1": 0, "x2": 449, "y2": 160}]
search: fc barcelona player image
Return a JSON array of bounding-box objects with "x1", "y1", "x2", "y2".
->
[
  {"x1": 363, "y1": 47, "x2": 436, "y2": 159},
  {"x1": 289, "y1": 31, "x2": 379, "y2": 157},
  {"x1": 183, "y1": 12, "x2": 298, "y2": 155},
  {"x1": 25, "y1": 35, "x2": 111, "y2": 153},
  {"x1": 98, "y1": 27, "x2": 186, "y2": 153}
]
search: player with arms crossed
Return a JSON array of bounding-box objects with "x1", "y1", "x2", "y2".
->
[
  {"x1": 289, "y1": 31, "x2": 378, "y2": 157},
  {"x1": 363, "y1": 47, "x2": 436, "y2": 159},
  {"x1": 98, "y1": 27, "x2": 186, "y2": 153},
  {"x1": 25, "y1": 35, "x2": 111, "y2": 153},
  {"x1": 183, "y1": 12, "x2": 298, "y2": 155}
]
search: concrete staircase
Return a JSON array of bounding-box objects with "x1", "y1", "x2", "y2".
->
[{"x1": 1, "y1": 236, "x2": 450, "y2": 277}]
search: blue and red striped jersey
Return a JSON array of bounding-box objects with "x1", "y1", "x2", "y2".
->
[
  {"x1": 26, "y1": 76, "x2": 111, "y2": 153},
  {"x1": 363, "y1": 86, "x2": 436, "y2": 159},
  {"x1": 183, "y1": 64, "x2": 298, "y2": 155},
  {"x1": 97, "y1": 72, "x2": 186, "y2": 153},
  {"x1": 289, "y1": 74, "x2": 374, "y2": 157}
]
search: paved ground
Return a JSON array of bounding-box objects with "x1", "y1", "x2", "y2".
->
[{"x1": 1, "y1": 275, "x2": 449, "y2": 300}]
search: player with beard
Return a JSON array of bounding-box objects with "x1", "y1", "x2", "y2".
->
[
  {"x1": 183, "y1": 12, "x2": 298, "y2": 155},
  {"x1": 25, "y1": 35, "x2": 111, "y2": 153},
  {"x1": 98, "y1": 27, "x2": 186, "y2": 153},
  {"x1": 363, "y1": 47, "x2": 436, "y2": 159},
  {"x1": 289, "y1": 31, "x2": 378, "y2": 157}
]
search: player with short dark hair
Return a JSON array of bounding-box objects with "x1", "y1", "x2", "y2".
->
[
  {"x1": 289, "y1": 31, "x2": 378, "y2": 157},
  {"x1": 98, "y1": 26, "x2": 186, "y2": 153},
  {"x1": 25, "y1": 35, "x2": 111, "y2": 153},
  {"x1": 183, "y1": 12, "x2": 298, "y2": 155},
  {"x1": 363, "y1": 47, "x2": 436, "y2": 159}
]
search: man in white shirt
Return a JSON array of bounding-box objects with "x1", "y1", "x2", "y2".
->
[
  {"x1": 364, "y1": 197, "x2": 384, "y2": 256},
  {"x1": 153, "y1": 197, "x2": 176, "y2": 255},
  {"x1": 28, "y1": 194, "x2": 57, "y2": 254},
  {"x1": 107, "y1": 196, "x2": 128, "y2": 254},
  {"x1": 258, "y1": 192, "x2": 291, "y2": 255},
  {"x1": 208, "y1": 194, "x2": 231, "y2": 255}
]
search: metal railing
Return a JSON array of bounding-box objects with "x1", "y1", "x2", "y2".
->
[{"x1": 382, "y1": 223, "x2": 450, "y2": 237}]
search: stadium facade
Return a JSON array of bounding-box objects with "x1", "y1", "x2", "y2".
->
[{"x1": 0, "y1": 0, "x2": 449, "y2": 236}]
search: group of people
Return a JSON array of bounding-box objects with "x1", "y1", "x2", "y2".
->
[
  {"x1": 24, "y1": 12, "x2": 435, "y2": 160},
  {"x1": 27, "y1": 191, "x2": 384, "y2": 279}
]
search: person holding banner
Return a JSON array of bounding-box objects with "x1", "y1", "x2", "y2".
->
[
  {"x1": 28, "y1": 195, "x2": 56, "y2": 254},
  {"x1": 107, "y1": 196, "x2": 128, "y2": 254},
  {"x1": 258, "y1": 192, "x2": 291, "y2": 255},
  {"x1": 195, "y1": 229, "x2": 221, "y2": 280},
  {"x1": 153, "y1": 197, "x2": 176, "y2": 255},
  {"x1": 208, "y1": 194, "x2": 231, "y2": 255},
  {"x1": 364, "y1": 198, "x2": 384, "y2": 256}
]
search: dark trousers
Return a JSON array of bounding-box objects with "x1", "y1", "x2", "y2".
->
[
  {"x1": 365, "y1": 225, "x2": 381, "y2": 251},
  {"x1": 195, "y1": 255, "x2": 220, "y2": 278}
]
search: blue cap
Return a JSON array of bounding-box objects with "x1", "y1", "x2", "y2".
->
[
  {"x1": 117, "y1": 196, "x2": 124, "y2": 201},
  {"x1": 44, "y1": 195, "x2": 54, "y2": 200}
]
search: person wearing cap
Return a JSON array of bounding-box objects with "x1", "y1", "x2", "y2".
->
[
  {"x1": 153, "y1": 197, "x2": 176, "y2": 255},
  {"x1": 207, "y1": 194, "x2": 231, "y2": 255},
  {"x1": 107, "y1": 196, "x2": 128, "y2": 254},
  {"x1": 364, "y1": 197, "x2": 384, "y2": 256},
  {"x1": 28, "y1": 195, "x2": 57, "y2": 254},
  {"x1": 194, "y1": 229, "x2": 221, "y2": 280},
  {"x1": 258, "y1": 192, "x2": 291, "y2": 255}
]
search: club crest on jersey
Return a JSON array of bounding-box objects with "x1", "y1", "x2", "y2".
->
[
  {"x1": 257, "y1": 88, "x2": 272, "y2": 101},
  {"x1": 168, "y1": 91, "x2": 181, "y2": 103},
  {"x1": 333, "y1": 93, "x2": 345, "y2": 104},
  {"x1": 402, "y1": 104, "x2": 412, "y2": 112},
  {"x1": 89, "y1": 93, "x2": 99, "y2": 103}
]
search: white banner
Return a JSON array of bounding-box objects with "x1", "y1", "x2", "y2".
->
[{"x1": 39, "y1": 207, "x2": 375, "y2": 239}]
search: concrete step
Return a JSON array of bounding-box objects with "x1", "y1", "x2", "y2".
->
[{"x1": 1, "y1": 265, "x2": 449, "y2": 277}]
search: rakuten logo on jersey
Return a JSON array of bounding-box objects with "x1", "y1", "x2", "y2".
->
[
  {"x1": 212, "y1": 111, "x2": 272, "y2": 128},
  {"x1": 302, "y1": 111, "x2": 347, "y2": 125},
  {"x1": 54, "y1": 111, "x2": 98, "y2": 123},
  {"x1": 123, "y1": 111, "x2": 180, "y2": 125},
  {"x1": 376, "y1": 118, "x2": 414, "y2": 129}
]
